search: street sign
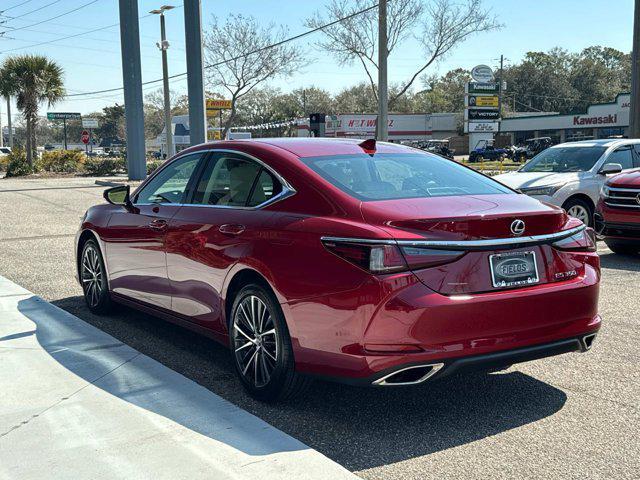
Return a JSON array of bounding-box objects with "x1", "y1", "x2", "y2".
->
[
  {"x1": 47, "y1": 112, "x2": 81, "y2": 120},
  {"x1": 471, "y1": 65, "x2": 494, "y2": 83},
  {"x1": 206, "y1": 99, "x2": 232, "y2": 117},
  {"x1": 466, "y1": 121, "x2": 500, "y2": 133},
  {"x1": 466, "y1": 109, "x2": 500, "y2": 121},
  {"x1": 466, "y1": 82, "x2": 500, "y2": 94},
  {"x1": 81, "y1": 130, "x2": 90, "y2": 145},
  {"x1": 82, "y1": 118, "x2": 99, "y2": 129},
  {"x1": 467, "y1": 95, "x2": 499, "y2": 108}
]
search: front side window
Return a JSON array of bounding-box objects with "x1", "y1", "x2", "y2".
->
[
  {"x1": 520, "y1": 146, "x2": 607, "y2": 173},
  {"x1": 136, "y1": 153, "x2": 202, "y2": 204},
  {"x1": 191, "y1": 153, "x2": 282, "y2": 207},
  {"x1": 301, "y1": 153, "x2": 511, "y2": 201},
  {"x1": 607, "y1": 146, "x2": 634, "y2": 170}
]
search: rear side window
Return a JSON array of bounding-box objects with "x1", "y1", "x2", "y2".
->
[
  {"x1": 191, "y1": 153, "x2": 282, "y2": 207},
  {"x1": 301, "y1": 153, "x2": 511, "y2": 201},
  {"x1": 608, "y1": 146, "x2": 634, "y2": 170}
]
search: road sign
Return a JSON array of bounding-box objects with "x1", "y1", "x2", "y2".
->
[
  {"x1": 465, "y1": 121, "x2": 500, "y2": 133},
  {"x1": 82, "y1": 118, "x2": 99, "y2": 129},
  {"x1": 471, "y1": 65, "x2": 494, "y2": 83},
  {"x1": 466, "y1": 82, "x2": 500, "y2": 94},
  {"x1": 467, "y1": 95, "x2": 499, "y2": 108},
  {"x1": 81, "y1": 130, "x2": 90, "y2": 145},
  {"x1": 466, "y1": 109, "x2": 500, "y2": 121},
  {"x1": 206, "y1": 99, "x2": 232, "y2": 117},
  {"x1": 47, "y1": 112, "x2": 81, "y2": 120}
]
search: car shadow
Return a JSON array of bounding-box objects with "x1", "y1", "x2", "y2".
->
[
  {"x1": 47, "y1": 295, "x2": 567, "y2": 471},
  {"x1": 599, "y1": 251, "x2": 640, "y2": 272}
]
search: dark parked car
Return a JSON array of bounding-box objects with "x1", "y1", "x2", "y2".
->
[{"x1": 76, "y1": 138, "x2": 601, "y2": 402}]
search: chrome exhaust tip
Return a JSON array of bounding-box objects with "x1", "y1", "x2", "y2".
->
[
  {"x1": 372, "y1": 363, "x2": 444, "y2": 386},
  {"x1": 581, "y1": 333, "x2": 597, "y2": 351}
]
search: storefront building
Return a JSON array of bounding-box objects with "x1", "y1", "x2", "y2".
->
[
  {"x1": 501, "y1": 94, "x2": 629, "y2": 144},
  {"x1": 296, "y1": 113, "x2": 459, "y2": 141}
]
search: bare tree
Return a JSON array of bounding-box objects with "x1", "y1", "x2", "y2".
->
[
  {"x1": 306, "y1": 0, "x2": 500, "y2": 109},
  {"x1": 204, "y1": 15, "x2": 306, "y2": 137}
]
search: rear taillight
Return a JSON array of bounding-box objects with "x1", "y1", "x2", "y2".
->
[
  {"x1": 552, "y1": 227, "x2": 597, "y2": 252},
  {"x1": 322, "y1": 240, "x2": 406, "y2": 274},
  {"x1": 322, "y1": 239, "x2": 465, "y2": 274}
]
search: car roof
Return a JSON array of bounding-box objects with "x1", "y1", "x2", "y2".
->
[
  {"x1": 553, "y1": 138, "x2": 639, "y2": 148},
  {"x1": 181, "y1": 137, "x2": 417, "y2": 158}
]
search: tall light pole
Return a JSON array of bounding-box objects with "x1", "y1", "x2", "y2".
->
[
  {"x1": 377, "y1": 0, "x2": 388, "y2": 141},
  {"x1": 184, "y1": 0, "x2": 206, "y2": 146},
  {"x1": 151, "y1": 5, "x2": 175, "y2": 158},
  {"x1": 119, "y1": 0, "x2": 146, "y2": 180},
  {"x1": 630, "y1": 0, "x2": 640, "y2": 138}
]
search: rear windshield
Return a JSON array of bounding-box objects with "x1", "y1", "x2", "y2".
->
[
  {"x1": 301, "y1": 153, "x2": 512, "y2": 201},
  {"x1": 520, "y1": 146, "x2": 607, "y2": 173}
]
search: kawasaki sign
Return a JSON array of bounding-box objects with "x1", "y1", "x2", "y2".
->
[{"x1": 573, "y1": 114, "x2": 618, "y2": 126}]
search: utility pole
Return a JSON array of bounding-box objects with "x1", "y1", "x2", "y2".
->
[
  {"x1": 630, "y1": 0, "x2": 640, "y2": 138},
  {"x1": 6, "y1": 97, "x2": 13, "y2": 148},
  {"x1": 0, "y1": 100, "x2": 3, "y2": 148},
  {"x1": 151, "y1": 5, "x2": 175, "y2": 158},
  {"x1": 377, "y1": 0, "x2": 388, "y2": 141},
  {"x1": 184, "y1": 0, "x2": 206, "y2": 146},
  {"x1": 119, "y1": 0, "x2": 146, "y2": 180}
]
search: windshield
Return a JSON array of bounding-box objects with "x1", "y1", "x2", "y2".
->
[
  {"x1": 301, "y1": 153, "x2": 512, "y2": 201},
  {"x1": 520, "y1": 146, "x2": 606, "y2": 173}
]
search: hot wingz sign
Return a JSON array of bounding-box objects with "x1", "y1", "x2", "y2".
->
[{"x1": 572, "y1": 114, "x2": 618, "y2": 126}]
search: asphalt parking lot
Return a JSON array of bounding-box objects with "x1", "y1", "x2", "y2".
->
[{"x1": 0, "y1": 176, "x2": 638, "y2": 480}]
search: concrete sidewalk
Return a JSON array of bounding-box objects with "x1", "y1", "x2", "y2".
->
[{"x1": 0, "y1": 274, "x2": 357, "y2": 480}]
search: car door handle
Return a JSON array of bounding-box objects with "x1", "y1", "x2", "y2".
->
[
  {"x1": 148, "y1": 219, "x2": 168, "y2": 231},
  {"x1": 219, "y1": 224, "x2": 245, "y2": 235}
]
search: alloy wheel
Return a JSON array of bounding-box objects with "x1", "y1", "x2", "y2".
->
[
  {"x1": 567, "y1": 205, "x2": 590, "y2": 225},
  {"x1": 233, "y1": 295, "x2": 278, "y2": 388},
  {"x1": 81, "y1": 245, "x2": 103, "y2": 308}
]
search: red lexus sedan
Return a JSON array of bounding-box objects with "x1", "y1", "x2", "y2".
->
[
  {"x1": 76, "y1": 138, "x2": 601, "y2": 402},
  {"x1": 595, "y1": 169, "x2": 640, "y2": 254}
]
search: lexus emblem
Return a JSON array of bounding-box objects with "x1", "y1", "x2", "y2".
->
[
  {"x1": 510, "y1": 219, "x2": 526, "y2": 236},
  {"x1": 636, "y1": 193, "x2": 640, "y2": 205}
]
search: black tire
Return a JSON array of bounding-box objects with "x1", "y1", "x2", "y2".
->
[
  {"x1": 80, "y1": 239, "x2": 113, "y2": 314},
  {"x1": 229, "y1": 284, "x2": 311, "y2": 402},
  {"x1": 604, "y1": 240, "x2": 639, "y2": 255},
  {"x1": 563, "y1": 197, "x2": 594, "y2": 228}
]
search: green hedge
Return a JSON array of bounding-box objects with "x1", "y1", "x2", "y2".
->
[
  {"x1": 84, "y1": 157, "x2": 126, "y2": 176},
  {"x1": 36, "y1": 150, "x2": 86, "y2": 173},
  {"x1": 5, "y1": 149, "x2": 33, "y2": 177}
]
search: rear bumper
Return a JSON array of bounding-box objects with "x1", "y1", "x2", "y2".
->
[
  {"x1": 287, "y1": 262, "x2": 600, "y2": 383},
  {"x1": 319, "y1": 333, "x2": 598, "y2": 387}
]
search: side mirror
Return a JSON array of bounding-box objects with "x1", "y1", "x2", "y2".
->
[
  {"x1": 598, "y1": 163, "x2": 623, "y2": 175},
  {"x1": 104, "y1": 185, "x2": 131, "y2": 207}
]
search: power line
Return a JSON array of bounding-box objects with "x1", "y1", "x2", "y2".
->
[
  {"x1": 0, "y1": 0, "x2": 37, "y2": 14},
  {"x1": 0, "y1": 0, "x2": 101, "y2": 34},
  {"x1": 0, "y1": 7, "x2": 184, "y2": 54},
  {"x1": 1, "y1": 0, "x2": 64, "y2": 21},
  {"x1": 66, "y1": 2, "x2": 380, "y2": 98}
]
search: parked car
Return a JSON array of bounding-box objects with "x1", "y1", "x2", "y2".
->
[
  {"x1": 420, "y1": 139, "x2": 455, "y2": 160},
  {"x1": 495, "y1": 139, "x2": 640, "y2": 227},
  {"x1": 0, "y1": 146, "x2": 11, "y2": 157},
  {"x1": 468, "y1": 139, "x2": 510, "y2": 163},
  {"x1": 76, "y1": 138, "x2": 601, "y2": 402},
  {"x1": 595, "y1": 169, "x2": 640, "y2": 254}
]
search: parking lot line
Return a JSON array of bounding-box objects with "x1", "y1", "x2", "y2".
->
[{"x1": 0, "y1": 274, "x2": 357, "y2": 480}]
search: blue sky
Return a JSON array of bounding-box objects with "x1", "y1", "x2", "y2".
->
[{"x1": 0, "y1": 0, "x2": 634, "y2": 120}]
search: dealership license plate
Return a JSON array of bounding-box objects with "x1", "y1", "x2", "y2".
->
[{"x1": 489, "y1": 251, "x2": 539, "y2": 288}]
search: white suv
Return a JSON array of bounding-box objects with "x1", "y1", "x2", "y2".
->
[{"x1": 494, "y1": 139, "x2": 640, "y2": 226}]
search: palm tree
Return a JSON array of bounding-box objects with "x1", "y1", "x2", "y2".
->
[{"x1": 0, "y1": 55, "x2": 65, "y2": 168}]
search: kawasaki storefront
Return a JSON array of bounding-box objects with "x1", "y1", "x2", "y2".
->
[{"x1": 501, "y1": 93, "x2": 629, "y2": 144}]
